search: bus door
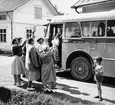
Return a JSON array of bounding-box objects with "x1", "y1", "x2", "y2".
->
[
  {"x1": 48, "y1": 24, "x2": 63, "y2": 67},
  {"x1": 82, "y1": 21, "x2": 106, "y2": 57},
  {"x1": 48, "y1": 24, "x2": 62, "y2": 46},
  {"x1": 105, "y1": 20, "x2": 115, "y2": 77}
]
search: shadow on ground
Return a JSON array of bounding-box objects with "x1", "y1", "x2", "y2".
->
[
  {"x1": 56, "y1": 70, "x2": 115, "y2": 88},
  {"x1": 103, "y1": 98, "x2": 115, "y2": 104},
  {"x1": 19, "y1": 79, "x2": 96, "y2": 105},
  {"x1": 13, "y1": 71, "x2": 115, "y2": 105}
]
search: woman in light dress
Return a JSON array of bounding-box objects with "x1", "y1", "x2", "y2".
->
[
  {"x1": 11, "y1": 38, "x2": 25, "y2": 86},
  {"x1": 51, "y1": 28, "x2": 62, "y2": 68}
]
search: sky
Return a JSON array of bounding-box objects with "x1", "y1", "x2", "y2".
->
[{"x1": 50, "y1": 0, "x2": 77, "y2": 14}]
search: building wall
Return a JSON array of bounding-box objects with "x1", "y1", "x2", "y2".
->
[
  {"x1": 82, "y1": 1, "x2": 115, "y2": 13},
  {"x1": 12, "y1": 0, "x2": 57, "y2": 47},
  {"x1": 13, "y1": 22, "x2": 46, "y2": 48},
  {"x1": 0, "y1": 0, "x2": 58, "y2": 51},
  {"x1": 0, "y1": 12, "x2": 13, "y2": 51},
  {"x1": 13, "y1": 0, "x2": 57, "y2": 24}
]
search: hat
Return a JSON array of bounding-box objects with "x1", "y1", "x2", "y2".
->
[
  {"x1": 37, "y1": 38, "x2": 44, "y2": 42},
  {"x1": 42, "y1": 44, "x2": 49, "y2": 52}
]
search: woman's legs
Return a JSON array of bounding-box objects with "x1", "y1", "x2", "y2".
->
[
  {"x1": 17, "y1": 75, "x2": 21, "y2": 86},
  {"x1": 13, "y1": 75, "x2": 17, "y2": 85},
  {"x1": 28, "y1": 81, "x2": 32, "y2": 88},
  {"x1": 27, "y1": 81, "x2": 35, "y2": 91}
]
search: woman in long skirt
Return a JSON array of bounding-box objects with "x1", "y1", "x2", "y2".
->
[{"x1": 11, "y1": 38, "x2": 25, "y2": 86}]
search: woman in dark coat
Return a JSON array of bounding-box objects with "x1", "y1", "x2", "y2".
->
[{"x1": 40, "y1": 45, "x2": 56, "y2": 93}]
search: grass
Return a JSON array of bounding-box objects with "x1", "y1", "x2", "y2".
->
[{"x1": 0, "y1": 87, "x2": 104, "y2": 105}]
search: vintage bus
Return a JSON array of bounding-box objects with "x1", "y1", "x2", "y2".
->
[{"x1": 45, "y1": 9, "x2": 115, "y2": 81}]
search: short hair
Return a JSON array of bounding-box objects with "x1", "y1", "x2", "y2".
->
[
  {"x1": 96, "y1": 56, "x2": 103, "y2": 62},
  {"x1": 17, "y1": 37, "x2": 22, "y2": 41},
  {"x1": 28, "y1": 38, "x2": 34, "y2": 44},
  {"x1": 12, "y1": 38, "x2": 17, "y2": 45},
  {"x1": 37, "y1": 38, "x2": 44, "y2": 42}
]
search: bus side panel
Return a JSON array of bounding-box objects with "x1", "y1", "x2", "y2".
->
[
  {"x1": 103, "y1": 59, "x2": 115, "y2": 77},
  {"x1": 62, "y1": 40, "x2": 90, "y2": 70},
  {"x1": 90, "y1": 38, "x2": 106, "y2": 58},
  {"x1": 104, "y1": 38, "x2": 115, "y2": 77}
]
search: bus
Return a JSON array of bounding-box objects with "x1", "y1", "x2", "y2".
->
[{"x1": 45, "y1": 9, "x2": 115, "y2": 81}]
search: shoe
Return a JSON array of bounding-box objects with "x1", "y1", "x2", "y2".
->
[
  {"x1": 20, "y1": 78, "x2": 24, "y2": 81},
  {"x1": 27, "y1": 87, "x2": 35, "y2": 91},
  {"x1": 51, "y1": 85, "x2": 57, "y2": 89},
  {"x1": 99, "y1": 98, "x2": 103, "y2": 101},
  {"x1": 44, "y1": 90, "x2": 53, "y2": 94},
  {"x1": 22, "y1": 74, "x2": 26, "y2": 78},
  {"x1": 94, "y1": 96, "x2": 99, "y2": 98}
]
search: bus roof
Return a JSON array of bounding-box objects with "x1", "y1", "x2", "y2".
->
[{"x1": 50, "y1": 9, "x2": 115, "y2": 23}]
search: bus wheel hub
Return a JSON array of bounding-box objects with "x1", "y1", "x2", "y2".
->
[{"x1": 76, "y1": 66, "x2": 84, "y2": 74}]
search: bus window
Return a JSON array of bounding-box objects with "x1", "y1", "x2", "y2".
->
[
  {"x1": 91, "y1": 21, "x2": 105, "y2": 37},
  {"x1": 65, "y1": 22, "x2": 81, "y2": 38},
  {"x1": 81, "y1": 22, "x2": 91, "y2": 37},
  {"x1": 107, "y1": 20, "x2": 115, "y2": 37}
]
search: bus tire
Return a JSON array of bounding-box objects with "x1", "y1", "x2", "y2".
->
[{"x1": 70, "y1": 57, "x2": 92, "y2": 81}]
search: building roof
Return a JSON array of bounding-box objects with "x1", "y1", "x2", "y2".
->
[
  {"x1": 0, "y1": 0, "x2": 59, "y2": 14},
  {"x1": 72, "y1": 0, "x2": 115, "y2": 8},
  {"x1": 0, "y1": 0, "x2": 30, "y2": 12}
]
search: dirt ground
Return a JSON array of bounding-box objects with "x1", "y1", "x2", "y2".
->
[{"x1": 0, "y1": 55, "x2": 115, "y2": 105}]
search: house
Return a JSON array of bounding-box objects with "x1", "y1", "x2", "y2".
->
[
  {"x1": 71, "y1": 0, "x2": 115, "y2": 13},
  {"x1": 0, "y1": 0, "x2": 59, "y2": 51}
]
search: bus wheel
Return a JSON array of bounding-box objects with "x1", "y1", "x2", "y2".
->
[{"x1": 70, "y1": 57, "x2": 92, "y2": 81}]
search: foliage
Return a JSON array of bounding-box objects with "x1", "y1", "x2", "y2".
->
[{"x1": 0, "y1": 89, "x2": 104, "y2": 105}]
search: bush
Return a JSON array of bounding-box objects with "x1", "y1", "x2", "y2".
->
[
  {"x1": 0, "y1": 87, "x2": 11, "y2": 103},
  {"x1": 0, "y1": 89, "x2": 104, "y2": 105}
]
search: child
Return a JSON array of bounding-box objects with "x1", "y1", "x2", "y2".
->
[{"x1": 94, "y1": 56, "x2": 104, "y2": 101}]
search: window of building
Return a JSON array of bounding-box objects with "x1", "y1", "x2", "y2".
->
[
  {"x1": 0, "y1": 15, "x2": 6, "y2": 20},
  {"x1": 65, "y1": 22, "x2": 81, "y2": 38},
  {"x1": 107, "y1": 20, "x2": 115, "y2": 37},
  {"x1": 0, "y1": 29, "x2": 6, "y2": 42},
  {"x1": 91, "y1": 21, "x2": 105, "y2": 37},
  {"x1": 26, "y1": 29, "x2": 32, "y2": 38},
  {"x1": 81, "y1": 22, "x2": 91, "y2": 37},
  {"x1": 35, "y1": 7, "x2": 42, "y2": 19}
]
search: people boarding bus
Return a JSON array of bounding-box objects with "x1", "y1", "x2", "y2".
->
[{"x1": 45, "y1": 9, "x2": 115, "y2": 81}]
